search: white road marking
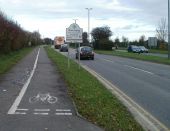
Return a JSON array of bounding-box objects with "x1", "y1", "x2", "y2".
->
[
  {"x1": 34, "y1": 109, "x2": 50, "y2": 112},
  {"x1": 8, "y1": 48, "x2": 40, "y2": 115},
  {"x1": 56, "y1": 109, "x2": 71, "y2": 112},
  {"x1": 34, "y1": 112, "x2": 49, "y2": 115},
  {"x1": 124, "y1": 65, "x2": 154, "y2": 75},
  {"x1": 16, "y1": 109, "x2": 29, "y2": 111},
  {"x1": 55, "y1": 113, "x2": 72, "y2": 115},
  {"x1": 103, "y1": 59, "x2": 114, "y2": 63},
  {"x1": 15, "y1": 112, "x2": 27, "y2": 115}
]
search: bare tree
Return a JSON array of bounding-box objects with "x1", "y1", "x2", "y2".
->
[{"x1": 156, "y1": 18, "x2": 168, "y2": 42}]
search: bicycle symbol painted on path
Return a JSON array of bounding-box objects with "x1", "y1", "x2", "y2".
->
[{"x1": 29, "y1": 93, "x2": 58, "y2": 104}]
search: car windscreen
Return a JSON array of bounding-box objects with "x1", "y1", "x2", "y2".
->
[{"x1": 81, "y1": 47, "x2": 92, "y2": 52}]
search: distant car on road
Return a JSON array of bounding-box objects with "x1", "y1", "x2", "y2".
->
[
  {"x1": 128, "y1": 45, "x2": 141, "y2": 53},
  {"x1": 60, "y1": 44, "x2": 68, "y2": 52},
  {"x1": 76, "y1": 46, "x2": 94, "y2": 60},
  {"x1": 138, "y1": 46, "x2": 149, "y2": 53}
]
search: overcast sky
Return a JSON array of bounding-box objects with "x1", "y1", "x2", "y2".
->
[{"x1": 0, "y1": 0, "x2": 168, "y2": 41}]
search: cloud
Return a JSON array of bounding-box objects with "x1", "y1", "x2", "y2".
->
[{"x1": 0, "y1": 0, "x2": 167, "y2": 40}]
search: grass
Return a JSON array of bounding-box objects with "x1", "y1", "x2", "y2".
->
[
  {"x1": 45, "y1": 46, "x2": 143, "y2": 131},
  {"x1": 95, "y1": 50, "x2": 170, "y2": 65},
  {"x1": 149, "y1": 49, "x2": 168, "y2": 54},
  {"x1": 0, "y1": 47, "x2": 34, "y2": 74}
]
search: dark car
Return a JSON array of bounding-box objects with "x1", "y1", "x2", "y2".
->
[
  {"x1": 128, "y1": 45, "x2": 141, "y2": 53},
  {"x1": 60, "y1": 44, "x2": 68, "y2": 52},
  {"x1": 76, "y1": 46, "x2": 94, "y2": 60},
  {"x1": 138, "y1": 46, "x2": 149, "y2": 53}
]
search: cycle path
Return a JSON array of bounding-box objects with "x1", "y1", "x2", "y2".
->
[{"x1": 0, "y1": 47, "x2": 103, "y2": 131}]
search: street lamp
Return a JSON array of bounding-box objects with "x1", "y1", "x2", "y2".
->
[
  {"x1": 85, "y1": 8, "x2": 92, "y2": 43},
  {"x1": 168, "y1": 0, "x2": 170, "y2": 59}
]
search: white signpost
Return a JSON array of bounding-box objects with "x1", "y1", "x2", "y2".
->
[{"x1": 66, "y1": 23, "x2": 83, "y2": 69}]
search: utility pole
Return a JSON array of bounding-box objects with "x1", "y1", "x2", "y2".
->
[
  {"x1": 168, "y1": 0, "x2": 170, "y2": 59},
  {"x1": 85, "y1": 8, "x2": 92, "y2": 43}
]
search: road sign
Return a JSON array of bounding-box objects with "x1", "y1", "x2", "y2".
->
[{"x1": 66, "y1": 23, "x2": 83, "y2": 43}]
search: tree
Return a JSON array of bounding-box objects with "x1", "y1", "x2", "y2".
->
[
  {"x1": 91, "y1": 26, "x2": 112, "y2": 41},
  {"x1": 91, "y1": 26, "x2": 113, "y2": 50},
  {"x1": 122, "y1": 36, "x2": 129, "y2": 47},
  {"x1": 82, "y1": 32, "x2": 89, "y2": 46},
  {"x1": 156, "y1": 18, "x2": 168, "y2": 42},
  {"x1": 44, "y1": 38, "x2": 53, "y2": 45},
  {"x1": 139, "y1": 35, "x2": 145, "y2": 46},
  {"x1": 114, "y1": 37, "x2": 120, "y2": 49}
]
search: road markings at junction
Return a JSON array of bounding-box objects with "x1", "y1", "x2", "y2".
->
[
  {"x1": 55, "y1": 109, "x2": 72, "y2": 116},
  {"x1": 34, "y1": 109, "x2": 50, "y2": 112},
  {"x1": 124, "y1": 65, "x2": 154, "y2": 75},
  {"x1": 55, "y1": 113, "x2": 72, "y2": 116},
  {"x1": 14, "y1": 108, "x2": 29, "y2": 115},
  {"x1": 56, "y1": 109, "x2": 71, "y2": 112},
  {"x1": 34, "y1": 112, "x2": 49, "y2": 115},
  {"x1": 7, "y1": 48, "x2": 40, "y2": 115},
  {"x1": 16, "y1": 108, "x2": 29, "y2": 111},
  {"x1": 15, "y1": 112, "x2": 27, "y2": 115}
]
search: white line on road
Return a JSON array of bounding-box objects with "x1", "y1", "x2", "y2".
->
[
  {"x1": 124, "y1": 65, "x2": 154, "y2": 75},
  {"x1": 15, "y1": 112, "x2": 27, "y2": 115},
  {"x1": 16, "y1": 109, "x2": 29, "y2": 111},
  {"x1": 56, "y1": 109, "x2": 71, "y2": 112},
  {"x1": 55, "y1": 113, "x2": 72, "y2": 115},
  {"x1": 34, "y1": 109, "x2": 50, "y2": 112},
  {"x1": 103, "y1": 59, "x2": 115, "y2": 63},
  {"x1": 8, "y1": 48, "x2": 40, "y2": 115},
  {"x1": 34, "y1": 112, "x2": 49, "y2": 115}
]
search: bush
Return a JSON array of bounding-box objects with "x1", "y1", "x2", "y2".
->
[
  {"x1": 93, "y1": 39, "x2": 114, "y2": 50},
  {"x1": 0, "y1": 10, "x2": 41, "y2": 54}
]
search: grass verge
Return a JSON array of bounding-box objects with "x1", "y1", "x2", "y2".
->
[
  {"x1": 45, "y1": 46, "x2": 143, "y2": 131},
  {"x1": 149, "y1": 49, "x2": 168, "y2": 54},
  {"x1": 95, "y1": 50, "x2": 170, "y2": 65},
  {"x1": 0, "y1": 47, "x2": 34, "y2": 74}
]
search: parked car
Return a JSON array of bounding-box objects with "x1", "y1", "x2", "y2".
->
[
  {"x1": 138, "y1": 46, "x2": 149, "y2": 53},
  {"x1": 128, "y1": 45, "x2": 141, "y2": 53},
  {"x1": 76, "y1": 46, "x2": 94, "y2": 60},
  {"x1": 60, "y1": 44, "x2": 68, "y2": 52}
]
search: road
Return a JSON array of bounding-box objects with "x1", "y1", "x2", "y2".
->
[
  {"x1": 0, "y1": 47, "x2": 103, "y2": 131},
  {"x1": 64, "y1": 48, "x2": 170, "y2": 129}
]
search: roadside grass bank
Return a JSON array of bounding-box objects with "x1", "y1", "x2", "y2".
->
[
  {"x1": 45, "y1": 47, "x2": 143, "y2": 131},
  {"x1": 0, "y1": 47, "x2": 34, "y2": 74},
  {"x1": 95, "y1": 50, "x2": 170, "y2": 65}
]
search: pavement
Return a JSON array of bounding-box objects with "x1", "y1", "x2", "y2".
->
[{"x1": 0, "y1": 47, "x2": 103, "y2": 131}]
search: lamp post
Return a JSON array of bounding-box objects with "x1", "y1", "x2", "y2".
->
[
  {"x1": 85, "y1": 8, "x2": 92, "y2": 43},
  {"x1": 168, "y1": 0, "x2": 170, "y2": 59}
]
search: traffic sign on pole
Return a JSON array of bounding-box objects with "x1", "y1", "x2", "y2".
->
[
  {"x1": 66, "y1": 23, "x2": 83, "y2": 69},
  {"x1": 66, "y1": 23, "x2": 83, "y2": 43}
]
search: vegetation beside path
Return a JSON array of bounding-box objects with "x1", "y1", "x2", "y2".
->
[{"x1": 0, "y1": 47, "x2": 34, "y2": 74}]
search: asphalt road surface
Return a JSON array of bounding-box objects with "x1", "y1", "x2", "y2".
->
[
  {"x1": 64, "y1": 48, "x2": 170, "y2": 129},
  {"x1": 0, "y1": 47, "x2": 103, "y2": 131}
]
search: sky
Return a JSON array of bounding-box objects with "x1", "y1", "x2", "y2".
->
[{"x1": 0, "y1": 0, "x2": 168, "y2": 41}]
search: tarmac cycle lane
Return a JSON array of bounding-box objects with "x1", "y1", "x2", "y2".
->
[{"x1": 0, "y1": 47, "x2": 103, "y2": 131}]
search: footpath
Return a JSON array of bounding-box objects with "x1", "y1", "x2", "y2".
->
[{"x1": 0, "y1": 47, "x2": 103, "y2": 131}]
